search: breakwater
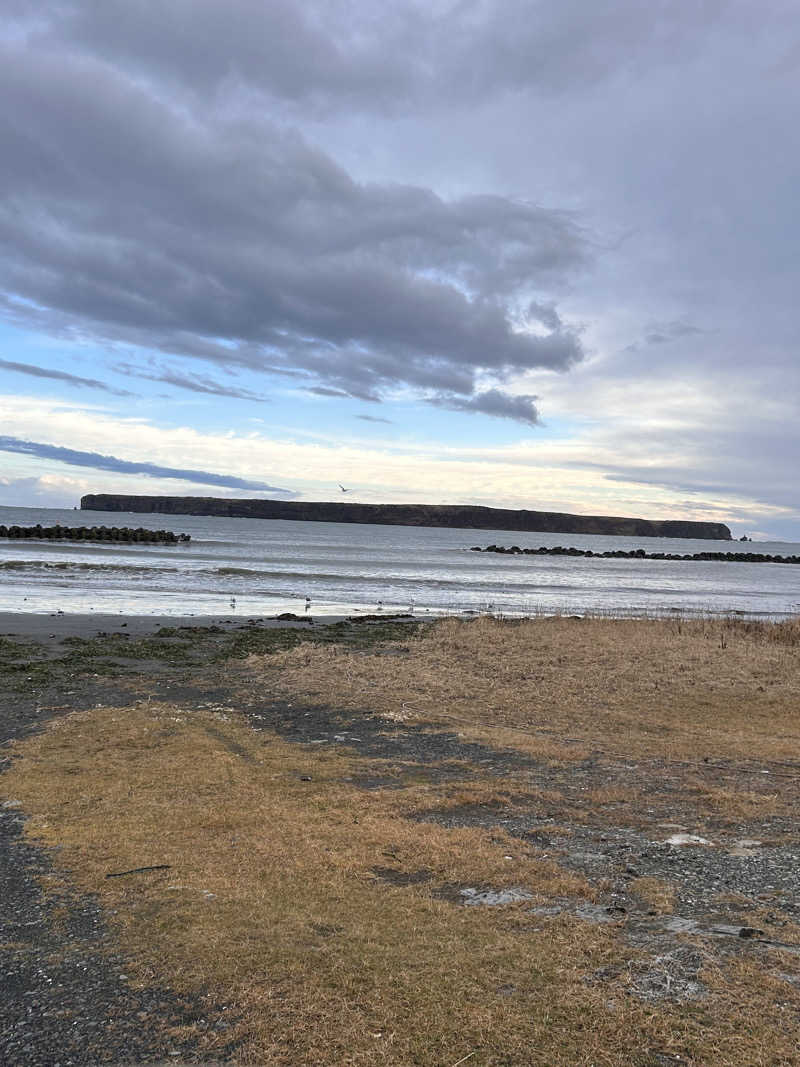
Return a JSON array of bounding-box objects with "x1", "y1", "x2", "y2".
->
[
  {"x1": 0, "y1": 525, "x2": 190, "y2": 544},
  {"x1": 80, "y1": 494, "x2": 732, "y2": 540},
  {"x1": 473, "y1": 545, "x2": 799, "y2": 564}
]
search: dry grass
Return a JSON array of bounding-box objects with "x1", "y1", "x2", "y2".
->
[
  {"x1": 629, "y1": 877, "x2": 677, "y2": 916},
  {"x1": 246, "y1": 616, "x2": 800, "y2": 765},
  {"x1": 1, "y1": 693, "x2": 797, "y2": 1064},
  {"x1": 4, "y1": 702, "x2": 633, "y2": 1065},
  {"x1": 4, "y1": 615, "x2": 800, "y2": 1064},
  {"x1": 686, "y1": 783, "x2": 783, "y2": 820}
]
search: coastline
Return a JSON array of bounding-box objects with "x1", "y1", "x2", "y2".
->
[
  {"x1": 4, "y1": 505, "x2": 799, "y2": 621},
  {"x1": 1, "y1": 601, "x2": 796, "y2": 646},
  {"x1": 0, "y1": 610, "x2": 394, "y2": 643}
]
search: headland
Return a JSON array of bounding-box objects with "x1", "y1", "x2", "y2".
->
[{"x1": 80, "y1": 494, "x2": 732, "y2": 540}]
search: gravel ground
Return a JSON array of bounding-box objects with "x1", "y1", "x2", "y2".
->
[
  {"x1": 0, "y1": 806, "x2": 238, "y2": 1066},
  {"x1": 412, "y1": 785, "x2": 800, "y2": 1005}
]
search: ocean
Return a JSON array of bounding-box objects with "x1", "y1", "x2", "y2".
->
[{"x1": 1, "y1": 504, "x2": 799, "y2": 620}]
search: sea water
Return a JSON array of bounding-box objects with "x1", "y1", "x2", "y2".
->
[{"x1": 1, "y1": 504, "x2": 799, "y2": 619}]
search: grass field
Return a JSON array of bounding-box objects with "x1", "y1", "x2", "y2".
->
[{"x1": 3, "y1": 615, "x2": 800, "y2": 1064}]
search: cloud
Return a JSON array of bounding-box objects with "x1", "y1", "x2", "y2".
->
[
  {"x1": 3, "y1": 394, "x2": 796, "y2": 537},
  {"x1": 0, "y1": 25, "x2": 588, "y2": 424},
  {"x1": 643, "y1": 321, "x2": 705, "y2": 346},
  {"x1": 430, "y1": 389, "x2": 541, "y2": 425},
  {"x1": 0, "y1": 474, "x2": 89, "y2": 509},
  {"x1": 114, "y1": 363, "x2": 268, "y2": 400},
  {"x1": 0, "y1": 436, "x2": 293, "y2": 493},
  {"x1": 307, "y1": 386, "x2": 353, "y2": 398},
  {"x1": 0, "y1": 357, "x2": 133, "y2": 395},
  {"x1": 3, "y1": 2, "x2": 800, "y2": 536},
  {"x1": 356, "y1": 414, "x2": 393, "y2": 424},
  {"x1": 41, "y1": 1, "x2": 724, "y2": 112}
]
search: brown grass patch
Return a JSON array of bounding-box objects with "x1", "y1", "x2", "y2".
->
[
  {"x1": 629, "y1": 877, "x2": 677, "y2": 915},
  {"x1": 246, "y1": 616, "x2": 800, "y2": 765},
  {"x1": 687, "y1": 783, "x2": 783, "y2": 820},
  {"x1": 5, "y1": 695, "x2": 800, "y2": 1064}
]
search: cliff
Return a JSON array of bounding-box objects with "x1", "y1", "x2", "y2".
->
[{"x1": 80, "y1": 495, "x2": 732, "y2": 540}]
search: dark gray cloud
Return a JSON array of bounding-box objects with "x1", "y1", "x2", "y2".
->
[
  {"x1": 430, "y1": 389, "x2": 540, "y2": 426},
  {"x1": 0, "y1": 12, "x2": 588, "y2": 424},
  {"x1": 39, "y1": 1, "x2": 726, "y2": 111},
  {"x1": 356, "y1": 414, "x2": 393, "y2": 424},
  {"x1": 0, "y1": 357, "x2": 133, "y2": 396},
  {"x1": 114, "y1": 363, "x2": 268, "y2": 401},
  {"x1": 0, "y1": 436, "x2": 293, "y2": 493},
  {"x1": 307, "y1": 386, "x2": 353, "y2": 399}
]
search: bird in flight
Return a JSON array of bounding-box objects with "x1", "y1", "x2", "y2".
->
[{"x1": 338, "y1": 484, "x2": 350, "y2": 493}]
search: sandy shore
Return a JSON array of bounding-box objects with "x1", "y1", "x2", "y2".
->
[{"x1": 0, "y1": 610, "x2": 358, "y2": 643}]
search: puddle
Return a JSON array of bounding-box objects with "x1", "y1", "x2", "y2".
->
[{"x1": 663, "y1": 833, "x2": 713, "y2": 846}]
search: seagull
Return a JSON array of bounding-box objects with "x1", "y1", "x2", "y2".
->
[{"x1": 338, "y1": 484, "x2": 350, "y2": 493}]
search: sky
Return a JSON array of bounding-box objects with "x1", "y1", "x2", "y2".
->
[{"x1": 1, "y1": 2, "x2": 799, "y2": 540}]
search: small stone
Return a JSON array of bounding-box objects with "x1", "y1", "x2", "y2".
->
[
  {"x1": 710, "y1": 923, "x2": 764, "y2": 939},
  {"x1": 738, "y1": 926, "x2": 762, "y2": 939},
  {"x1": 663, "y1": 833, "x2": 713, "y2": 847},
  {"x1": 460, "y1": 887, "x2": 533, "y2": 907}
]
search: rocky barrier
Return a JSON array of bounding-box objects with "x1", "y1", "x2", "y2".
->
[
  {"x1": 472, "y1": 545, "x2": 799, "y2": 564},
  {"x1": 0, "y1": 525, "x2": 190, "y2": 544}
]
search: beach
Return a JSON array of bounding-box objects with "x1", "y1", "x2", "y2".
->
[
  {"x1": 2, "y1": 611, "x2": 800, "y2": 1064},
  {"x1": 0, "y1": 609, "x2": 349, "y2": 642},
  {"x1": 3, "y1": 504, "x2": 800, "y2": 621}
]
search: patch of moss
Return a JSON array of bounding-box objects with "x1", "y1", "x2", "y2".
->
[
  {"x1": 218, "y1": 618, "x2": 427, "y2": 659},
  {"x1": 0, "y1": 619, "x2": 430, "y2": 693},
  {"x1": 0, "y1": 635, "x2": 41, "y2": 662}
]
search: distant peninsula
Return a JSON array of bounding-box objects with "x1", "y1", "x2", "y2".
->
[{"x1": 80, "y1": 494, "x2": 732, "y2": 540}]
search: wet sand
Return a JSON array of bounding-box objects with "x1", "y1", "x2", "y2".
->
[{"x1": 0, "y1": 611, "x2": 349, "y2": 644}]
